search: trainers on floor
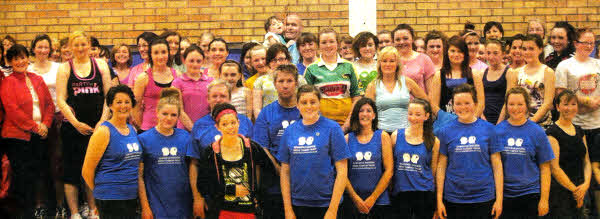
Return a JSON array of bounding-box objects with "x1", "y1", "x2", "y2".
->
[
  {"x1": 79, "y1": 202, "x2": 89, "y2": 218},
  {"x1": 55, "y1": 205, "x2": 68, "y2": 218},
  {"x1": 70, "y1": 213, "x2": 83, "y2": 219},
  {"x1": 88, "y1": 209, "x2": 100, "y2": 219},
  {"x1": 33, "y1": 207, "x2": 48, "y2": 219}
]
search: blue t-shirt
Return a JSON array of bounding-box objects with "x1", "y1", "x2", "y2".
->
[
  {"x1": 496, "y1": 120, "x2": 555, "y2": 198},
  {"x1": 138, "y1": 128, "x2": 193, "y2": 219},
  {"x1": 191, "y1": 114, "x2": 254, "y2": 151},
  {"x1": 296, "y1": 62, "x2": 306, "y2": 76},
  {"x1": 433, "y1": 109, "x2": 457, "y2": 136},
  {"x1": 253, "y1": 101, "x2": 301, "y2": 195},
  {"x1": 347, "y1": 130, "x2": 390, "y2": 205},
  {"x1": 94, "y1": 121, "x2": 142, "y2": 200},
  {"x1": 276, "y1": 116, "x2": 351, "y2": 207},
  {"x1": 392, "y1": 129, "x2": 434, "y2": 193},
  {"x1": 438, "y1": 118, "x2": 503, "y2": 203}
]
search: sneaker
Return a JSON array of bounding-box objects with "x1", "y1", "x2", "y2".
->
[
  {"x1": 88, "y1": 209, "x2": 100, "y2": 219},
  {"x1": 70, "y1": 213, "x2": 83, "y2": 219},
  {"x1": 33, "y1": 207, "x2": 48, "y2": 219},
  {"x1": 56, "y1": 205, "x2": 68, "y2": 218},
  {"x1": 79, "y1": 202, "x2": 89, "y2": 218}
]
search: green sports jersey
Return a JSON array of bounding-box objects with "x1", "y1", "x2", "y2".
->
[{"x1": 304, "y1": 57, "x2": 359, "y2": 124}]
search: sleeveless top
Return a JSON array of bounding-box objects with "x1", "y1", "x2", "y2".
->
[
  {"x1": 141, "y1": 67, "x2": 177, "y2": 130},
  {"x1": 28, "y1": 61, "x2": 60, "y2": 112},
  {"x1": 94, "y1": 121, "x2": 142, "y2": 200},
  {"x1": 439, "y1": 71, "x2": 474, "y2": 113},
  {"x1": 546, "y1": 124, "x2": 586, "y2": 191},
  {"x1": 375, "y1": 76, "x2": 410, "y2": 132},
  {"x1": 66, "y1": 59, "x2": 105, "y2": 127},
  {"x1": 231, "y1": 88, "x2": 248, "y2": 116},
  {"x1": 347, "y1": 130, "x2": 390, "y2": 205},
  {"x1": 517, "y1": 65, "x2": 552, "y2": 127},
  {"x1": 483, "y1": 66, "x2": 508, "y2": 124},
  {"x1": 392, "y1": 129, "x2": 434, "y2": 193}
]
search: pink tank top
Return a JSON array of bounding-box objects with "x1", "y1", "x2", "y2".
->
[{"x1": 141, "y1": 68, "x2": 177, "y2": 130}]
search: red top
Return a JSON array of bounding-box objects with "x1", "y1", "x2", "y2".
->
[{"x1": 0, "y1": 71, "x2": 54, "y2": 141}]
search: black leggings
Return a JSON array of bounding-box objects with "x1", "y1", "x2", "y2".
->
[
  {"x1": 391, "y1": 191, "x2": 435, "y2": 219},
  {"x1": 501, "y1": 193, "x2": 539, "y2": 219},
  {"x1": 444, "y1": 199, "x2": 494, "y2": 219},
  {"x1": 95, "y1": 199, "x2": 137, "y2": 219}
]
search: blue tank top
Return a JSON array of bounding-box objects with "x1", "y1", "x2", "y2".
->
[
  {"x1": 347, "y1": 130, "x2": 391, "y2": 205},
  {"x1": 392, "y1": 129, "x2": 434, "y2": 193},
  {"x1": 375, "y1": 76, "x2": 410, "y2": 132},
  {"x1": 94, "y1": 121, "x2": 142, "y2": 200}
]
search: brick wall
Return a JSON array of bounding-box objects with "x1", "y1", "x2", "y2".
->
[{"x1": 1, "y1": 0, "x2": 599, "y2": 47}]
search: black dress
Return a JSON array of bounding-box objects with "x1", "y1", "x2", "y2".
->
[{"x1": 545, "y1": 123, "x2": 586, "y2": 218}]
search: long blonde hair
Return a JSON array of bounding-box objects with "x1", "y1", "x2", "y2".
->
[{"x1": 376, "y1": 46, "x2": 404, "y2": 86}]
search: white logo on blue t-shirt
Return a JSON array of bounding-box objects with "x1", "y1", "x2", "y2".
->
[
  {"x1": 161, "y1": 147, "x2": 178, "y2": 156},
  {"x1": 214, "y1": 135, "x2": 221, "y2": 141},
  {"x1": 282, "y1": 120, "x2": 296, "y2": 129},
  {"x1": 507, "y1": 138, "x2": 524, "y2": 147},
  {"x1": 306, "y1": 136, "x2": 314, "y2": 145},
  {"x1": 355, "y1": 151, "x2": 372, "y2": 161},
  {"x1": 460, "y1": 137, "x2": 468, "y2": 145},
  {"x1": 298, "y1": 137, "x2": 306, "y2": 145},
  {"x1": 127, "y1": 143, "x2": 140, "y2": 152},
  {"x1": 356, "y1": 152, "x2": 364, "y2": 161},
  {"x1": 411, "y1": 154, "x2": 419, "y2": 163},
  {"x1": 469, "y1": 136, "x2": 476, "y2": 144},
  {"x1": 403, "y1": 153, "x2": 411, "y2": 162}
]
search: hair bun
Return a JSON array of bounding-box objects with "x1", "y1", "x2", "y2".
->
[{"x1": 160, "y1": 87, "x2": 180, "y2": 99}]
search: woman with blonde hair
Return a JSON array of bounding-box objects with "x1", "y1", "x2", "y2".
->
[
  {"x1": 138, "y1": 88, "x2": 194, "y2": 219},
  {"x1": 56, "y1": 31, "x2": 112, "y2": 219},
  {"x1": 365, "y1": 46, "x2": 427, "y2": 133}
]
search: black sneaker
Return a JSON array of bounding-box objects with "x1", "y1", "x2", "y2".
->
[{"x1": 33, "y1": 207, "x2": 48, "y2": 219}]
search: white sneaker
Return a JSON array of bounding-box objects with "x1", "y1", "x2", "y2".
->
[
  {"x1": 88, "y1": 209, "x2": 100, "y2": 219},
  {"x1": 70, "y1": 213, "x2": 83, "y2": 219}
]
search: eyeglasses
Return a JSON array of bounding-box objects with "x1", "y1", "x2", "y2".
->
[{"x1": 576, "y1": 41, "x2": 595, "y2": 46}]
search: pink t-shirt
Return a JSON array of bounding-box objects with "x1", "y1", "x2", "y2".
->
[
  {"x1": 401, "y1": 53, "x2": 436, "y2": 93},
  {"x1": 470, "y1": 59, "x2": 488, "y2": 72},
  {"x1": 172, "y1": 72, "x2": 214, "y2": 129}
]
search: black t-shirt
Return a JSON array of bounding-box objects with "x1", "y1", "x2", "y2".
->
[{"x1": 199, "y1": 137, "x2": 267, "y2": 213}]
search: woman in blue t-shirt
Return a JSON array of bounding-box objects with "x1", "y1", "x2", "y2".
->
[
  {"x1": 436, "y1": 84, "x2": 504, "y2": 219},
  {"x1": 138, "y1": 88, "x2": 193, "y2": 219},
  {"x1": 278, "y1": 84, "x2": 352, "y2": 219},
  {"x1": 496, "y1": 87, "x2": 554, "y2": 218},
  {"x1": 82, "y1": 85, "x2": 142, "y2": 218},
  {"x1": 391, "y1": 98, "x2": 440, "y2": 218},
  {"x1": 340, "y1": 97, "x2": 393, "y2": 218}
]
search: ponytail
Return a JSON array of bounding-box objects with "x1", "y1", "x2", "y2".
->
[{"x1": 410, "y1": 98, "x2": 435, "y2": 151}]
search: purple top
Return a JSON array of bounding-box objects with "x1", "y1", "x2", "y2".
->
[
  {"x1": 172, "y1": 72, "x2": 214, "y2": 129},
  {"x1": 141, "y1": 68, "x2": 177, "y2": 130}
]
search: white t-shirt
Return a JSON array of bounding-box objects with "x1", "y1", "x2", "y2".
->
[
  {"x1": 555, "y1": 57, "x2": 600, "y2": 129},
  {"x1": 28, "y1": 61, "x2": 60, "y2": 112}
]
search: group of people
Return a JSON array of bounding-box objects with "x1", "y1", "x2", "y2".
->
[{"x1": 1, "y1": 12, "x2": 600, "y2": 219}]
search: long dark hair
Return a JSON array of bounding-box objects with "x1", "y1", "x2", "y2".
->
[
  {"x1": 349, "y1": 97, "x2": 378, "y2": 134},
  {"x1": 409, "y1": 98, "x2": 435, "y2": 151},
  {"x1": 441, "y1": 35, "x2": 473, "y2": 79},
  {"x1": 148, "y1": 38, "x2": 172, "y2": 67}
]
